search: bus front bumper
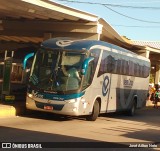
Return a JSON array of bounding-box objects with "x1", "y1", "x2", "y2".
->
[{"x1": 26, "y1": 96, "x2": 89, "y2": 116}]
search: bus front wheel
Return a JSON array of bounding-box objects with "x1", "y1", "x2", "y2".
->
[{"x1": 86, "y1": 100, "x2": 99, "y2": 121}]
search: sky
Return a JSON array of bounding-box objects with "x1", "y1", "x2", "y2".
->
[{"x1": 54, "y1": 0, "x2": 160, "y2": 41}]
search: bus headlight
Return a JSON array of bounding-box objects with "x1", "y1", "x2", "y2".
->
[
  {"x1": 72, "y1": 107, "x2": 77, "y2": 112},
  {"x1": 68, "y1": 99, "x2": 77, "y2": 103},
  {"x1": 81, "y1": 98, "x2": 85, "y2": 102},
  {"x1": 68, "y1": 97, "x2": 81, "y2": 103},
  {"x1": 28, "y1": 93, "x2": 33, "y2": 98}
]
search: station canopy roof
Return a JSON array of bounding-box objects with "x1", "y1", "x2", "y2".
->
[
  {"x1": 0, "y1": 0, "x2": 98, "y2": 43},
  {"x1": 132, "y1": 40, "x2": 160, "y2": 62},
  {"x1": 0, "y1": 0, "x2": 158, "y2": 52},
  {"x1": 0, "y1": 0, "x2": 98, "y2": 21}
]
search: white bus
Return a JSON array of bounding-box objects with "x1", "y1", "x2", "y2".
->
[{"x1": 24, "y1": 37, "x2": 150, "y2": 121}]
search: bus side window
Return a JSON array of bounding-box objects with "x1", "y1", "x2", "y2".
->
[
  {"x1": 82, "y1": 61, "x2": 94, "y2": 89},
  {"x1": 143, "y1": 65, "x2": 150, "y2": 78},
  {"x1": 122, "y1": 60, "x2": 129, "y2": 75},
  {"x1": 116, "y1": 59, "x2": 121, "y2": 74},
  {"x1": 98, "y1": 52, "x2": 116, "y2": 75},
  {"x1": 106, "y1": 55, "x2": 116, "y2": 73},
  {"x1": 90, "y1": 49, "x2": 100, "y2": 71},
  {"x1": 129, "y1": 60, "x2": 134, "y2": 76}
]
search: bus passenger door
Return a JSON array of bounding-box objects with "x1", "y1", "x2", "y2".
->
[{"x1": 98, "y1": 50, "x2": 116, "y2": 112}]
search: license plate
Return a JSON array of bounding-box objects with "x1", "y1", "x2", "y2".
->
[
  {"x1": 44, "y1": 105, "x2": 53, "y2": 110},
  {"x1": 5, "y1": 95, "x2": 15, "y2": 101}
]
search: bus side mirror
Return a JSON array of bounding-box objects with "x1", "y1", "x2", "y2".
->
[
  {"x1": 23, "y1": 53, "x2": 34, "y2": 70},
  {"x1": 81, "y1": 57, "x2": 94, "y2": 75}
]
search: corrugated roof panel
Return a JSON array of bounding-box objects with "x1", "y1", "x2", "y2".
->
[{"x1": 132, "y1": 40, "x2": 160, "y2": 50}]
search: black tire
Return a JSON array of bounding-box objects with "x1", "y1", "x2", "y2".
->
[
  {"x1": 127, "y1": 101, "x2": 136, "y2": 116},
  {"x1": 86, "y1": 100, "x2": 100, "y2": 121},
  {"x1": 24, "y1": 107, "x2": 34, "y2": 116}
]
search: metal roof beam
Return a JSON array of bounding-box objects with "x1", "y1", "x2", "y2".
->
[
  {"x1": 2, "y1": 20, "x2": 98, "y2": 34},
  {"x1": 0, "y1": 41, "x2": 37, "y2": 51}
]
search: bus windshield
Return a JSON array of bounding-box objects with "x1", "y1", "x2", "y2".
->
[{"x1": 29, "y1": 48, "x2": 86, "y2": 93}]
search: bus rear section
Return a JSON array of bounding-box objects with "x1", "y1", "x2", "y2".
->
[{"x1": 85, "y1": 45, "x2": 150, "y2": 115}]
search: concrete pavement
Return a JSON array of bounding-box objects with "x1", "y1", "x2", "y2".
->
[{"x1": 0, "y1": 107, "x2": 160, "y2": 150}]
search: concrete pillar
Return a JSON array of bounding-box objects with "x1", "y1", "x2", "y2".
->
[
  {"x1": 140, "y1": 49, "x2": 150, "y2": 58},
  {"x1": 155, "y1": 64, "x2": 160, "y2": 85},
  {"x1": 145, "y1": 50, "x2": 150, "y2": 59},
  {"x1": 97, "y1": 23, "x2": 103, "y2": 41}
]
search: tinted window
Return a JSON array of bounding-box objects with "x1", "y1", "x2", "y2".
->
[
  {"x1": 97, "y1": 50, "x2": 150, "y2": 78},
  {"x1": 89, "y1": 49, "x2": 101, "y2": 76}
]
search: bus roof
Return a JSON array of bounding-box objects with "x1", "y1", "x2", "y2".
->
[
  {"x1": 41, "y1": 37, "x2": 150, "y2": 62},
  {"x1": 41, "y1": 37, "x2": 107, "y2": 50}
]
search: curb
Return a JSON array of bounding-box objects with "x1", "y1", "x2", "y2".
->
[{"x1": 0, "y1": 105, "x2": 16, "y2": 118}]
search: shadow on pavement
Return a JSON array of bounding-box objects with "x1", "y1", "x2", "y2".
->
[
  {"x1": 100, "y1": 107, "x2": 160, "y2": 127},
  {"x1": 0, "y1": 126, "x2": 128, "y2": 150}
]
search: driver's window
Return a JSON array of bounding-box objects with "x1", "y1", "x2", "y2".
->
[{"x1": 82, "y1": 61, "x2": 94, "y2": 89}]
